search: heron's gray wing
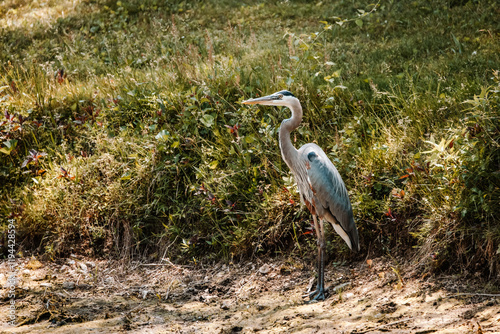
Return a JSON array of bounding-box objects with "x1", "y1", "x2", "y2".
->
[{"x1": 305, "y1": 149, "x2": 360, "y2": 251}]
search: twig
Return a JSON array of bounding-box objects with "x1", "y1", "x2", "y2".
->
[
  {"x1": 328, "y1": 282, "x2": 352, "y2": 293},
  {"x1": 165, "y1": 279, "x2": 175, "y2": 301},
  {"x1": 161, "y1": 258, "x2": 186, "y2": 271},
  {"x1": 354, "y1": 317, "x2": 411, "y2": 334},
  {"x1": 446, "y1": 293, "x2": 500, "y2": 298},
  {"x1": 58, "y1": 290, "x2": 76, "y2": 299},
  {"x1": 161, "y1": 235, "x2": 179, "y2": 261},
  {"x1": 305, "y1": 277, "x2": 315, "y2": 294},
  {"x1": 235, "y1": 272, "x2": 257, "y2": 296},
  {"x1": 125, "y1": 302, "x2": 144, "y2": 316}
]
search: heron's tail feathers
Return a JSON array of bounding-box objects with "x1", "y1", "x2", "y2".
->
[{"x1": 330, "y1": 221, "x2": 359, "y2": 253}]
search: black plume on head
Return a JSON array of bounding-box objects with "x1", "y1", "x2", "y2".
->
[{"x1": 276, "y1": 90, "x2": 295, "y2": 97}]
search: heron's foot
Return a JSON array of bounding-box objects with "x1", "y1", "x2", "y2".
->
[{"x1": 302, "y1": 287, "x2": 326, "y2": 303}]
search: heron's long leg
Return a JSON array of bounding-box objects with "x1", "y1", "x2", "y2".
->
[{"x1": 303, "y1": 215, "x2": 326, "y2": 302}]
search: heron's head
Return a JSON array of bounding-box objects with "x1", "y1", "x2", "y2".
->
[{"x1": 242, "y1": 90, "x2": 298, "y2": 108}]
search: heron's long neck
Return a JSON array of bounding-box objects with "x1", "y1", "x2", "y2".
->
[{"x1": 279, "y1": 101, "x2": 303, "y2": 170}]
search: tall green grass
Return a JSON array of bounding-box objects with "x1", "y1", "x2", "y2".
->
[{"x1": 0, "y1": 0, "x2": 499, "y2": 276}]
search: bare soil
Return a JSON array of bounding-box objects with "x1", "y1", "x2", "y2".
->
[{"x1": 1, "y1": 256, "x2": 499, "y2": 333}]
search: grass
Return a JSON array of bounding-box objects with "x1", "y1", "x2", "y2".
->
[{"x1": 0, "y1": 0, "x2": 499, "y2": 276}]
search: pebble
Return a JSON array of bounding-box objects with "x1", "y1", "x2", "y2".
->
[
  {"x1": 63, "y1": 281, "x2": 75, "y2": 290},
  {"x1": 259, "y1": 264, "x2": 271, "y2": 274}
]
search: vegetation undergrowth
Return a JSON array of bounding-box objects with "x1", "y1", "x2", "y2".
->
[{"x1": 0, "y1": 0, "x2": 499, "y2": 278}]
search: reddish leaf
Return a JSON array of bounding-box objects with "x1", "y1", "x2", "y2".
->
[
  {"x1": 59, "y1": 167, "x2": 69, "y2": 178},
  {"x1": 22, "y1": 150, "x2": 47, "y2": 167},
  {"x1": 10, "y1": 81, "x2": 17, "y2": 94},
  {"x1": 59, "y1": 167, "x2": 75, "y2": 180},
  {"x1": 4, "y1": 111, "x2": 15, "y2": 122},
  {"x1": 224, "y1": 124, "x2": 240, "y2": 137},
  {"x1": 385, "y1": 208, "x2": 394, "y2": 219},
  {"x1": 56, "y1": 68, "x2": 66, "y2": 84},
  {"x1": 207, "y1": 192, "x2": 216, "y2": 204}
]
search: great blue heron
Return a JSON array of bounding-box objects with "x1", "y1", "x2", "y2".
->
[{"x1": 242, "y1": 90, "x2": 360, "y2": 302}]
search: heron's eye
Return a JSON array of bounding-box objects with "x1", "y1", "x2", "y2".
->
[{"x1": 278, "y1": 94, "x2": 283, "y2": 99}]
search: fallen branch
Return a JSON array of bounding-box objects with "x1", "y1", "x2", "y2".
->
[{"x1": 446, "y1": 293, "x2": 500, "y2": 298}]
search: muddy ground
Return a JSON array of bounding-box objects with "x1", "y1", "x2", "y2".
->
[{"x1": 1, "y1": 256, "x2": 499, "y2": 333}]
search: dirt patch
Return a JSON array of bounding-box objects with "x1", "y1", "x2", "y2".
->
[{"x1": 1, "y1": 257, "x2": 499, "y2": 333}]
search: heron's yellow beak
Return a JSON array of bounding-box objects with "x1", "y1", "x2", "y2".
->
[{"x1": 241, "y1": 99, "x2": 259, "y2": 105}]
